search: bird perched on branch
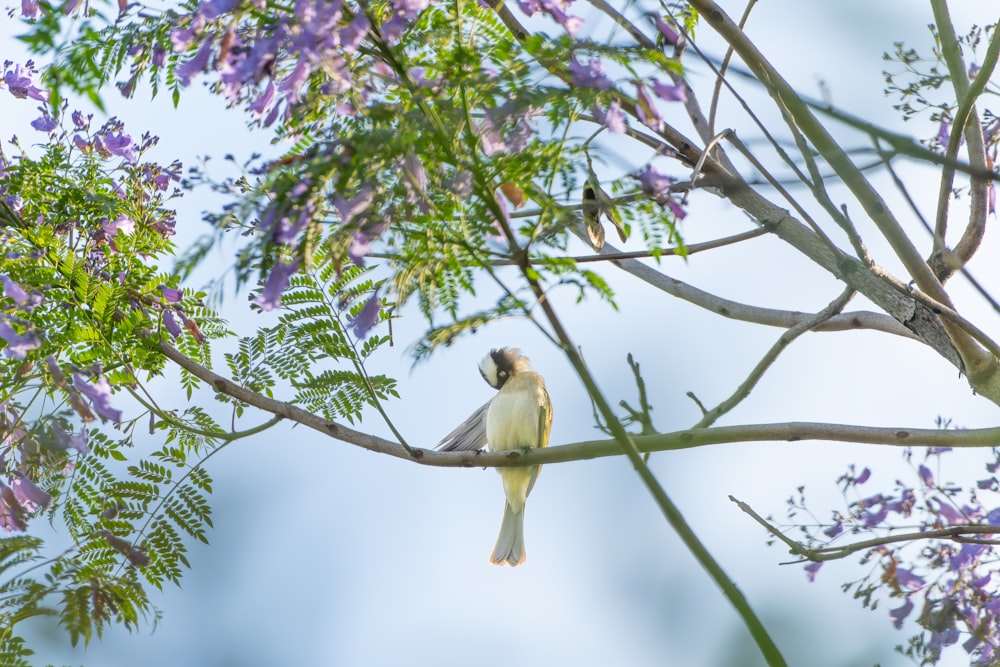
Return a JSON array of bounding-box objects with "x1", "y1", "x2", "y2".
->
[
  {"x1": 438, "y1": 348, "x2": 552, "y2": 566},
  {"x1": 582, "y1": 172, "x2": 627, "y2": 251}
]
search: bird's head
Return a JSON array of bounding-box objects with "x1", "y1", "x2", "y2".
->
[{"x1": 478, "y1": 347, "x2": 533, "y2": 390}]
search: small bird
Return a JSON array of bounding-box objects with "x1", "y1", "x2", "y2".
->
[
  {"x1": 438, "y1": 348, "x2": 552, "y2": 566},
  {"x1": 582, "y1": 173, "x2": 627, "y2": 251}
]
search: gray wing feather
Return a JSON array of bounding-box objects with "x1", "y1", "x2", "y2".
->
[{"x1": 437, "y1": 400, "x2": 490, "y2": 451}]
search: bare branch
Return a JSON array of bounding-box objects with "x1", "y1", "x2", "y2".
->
[
  {"x1": 731, "y1": 494, "x2": 1000, "y2": 562},
  {"x1": 584, "y1": 232, "x2": 918, "y2": 339},
  {"x1": 928, "y1": 0, "x2": 1000, "y2": 281},
  {"x1": 693, "y1": 287, "x2": 855, "y2": 428}
]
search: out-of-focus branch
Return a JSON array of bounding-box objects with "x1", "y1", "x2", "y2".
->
[{"x1": 928, "y1": 0, "x2": 999, "y2": 281}]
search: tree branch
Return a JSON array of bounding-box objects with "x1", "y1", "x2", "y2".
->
[
  {"x1": 584, "y1": 232, "x2": 918, "y2": 339},
  {"x1": 928, "y1": 0, "x2": 999, "y2": 281},
  {"x1": 731, "y1": 494, "x2": 1000, "y2": 562},
  {"x1": 693, "y1": 287, "x2": 854, "y2": 428},
  {"x1": 151, "y1": 345, "x2": 1000, "y2": 470}
]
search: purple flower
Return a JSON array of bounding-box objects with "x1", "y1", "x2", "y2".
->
[
  {"x1": 71, "y1": 110, "x2": 89, "y2": 129},
  {"x1": 380, "y1": 14, "x2": 407, "y2": 43},
  {"x1": 9, "y1": 473, "x2": 50, "y2": 512},
  {"x1": 804, "y1": 561, "x2": 822, "y2": 582},
  {"x1": 102, "y1": 214, "x2": 135, "y2": 236},
  {"x1": 45, "y1": 355, "x2": 66, "y2": 387},
  {"x1": 0, "y1": 321, "x2": 41, "y2": 359},
  {"x1": 569, "y1": 56, "x2": 612, "y2": 91},
  {"x1": 893, "y1": 567, "x2": 925, "y2": 591},
  {"x1": 933, "y1": 498, "x2": 963, "y2": 524},
  {"x1": 822, "y1": 521, "x2": 843, "y2": 538},
  {"x1": 199, "y1": 0, "x2": 241, "y2": 19},
  {"x1": 50, "y1": 423, "x2": 88, "y2": 455},
  {"x1": 651, "y1": 14, "x2": 680, "y2": 45},
  {"x1": 860, "y1": 505, "x2": 888, "y2": 527},
  {"x1": 1, "y1": 275, "x2": 29, "y2": 305},
  {"x1": 3, "y1": 63, "x2": 48, "y2": 102},
  {"x1": 117, "y1": 73, "x2": 139, "y2": 98},
  {"x1": 333, "y1": 186, "x2": 374, "y2": 225},
  {"x1": 937, "y1": 120, "x2": 951, "y2": 147},
  {"x1": 177, "y1": 37, "x2": 215, "y2": 87},
  {"x1": 5, "y1": 196, "x2": 23, "y2": 213},
  {"x1": 885, "y1": 488, "x2": 915, "y2": 515},
  {"x1": 855, "y1": 467, "x2": 871, "y2": 484},
  {"x1": 279, "y1": 56, "x2": 313, "y2": 105},
  {"x1": 101, "y1": 132, "x2": 137, "y2": 163},
  {"x1": 0, "y1": 483, "x2": 27, "y2": 533},
  {"x1": 31, "y1": 113, "x2": 58, "y2": 133},
  {"x1": 928, "y1": 628, "x2": 960, "y2": 652},
  {"x1": 350, "y1": 222, "x2": 388, "y2": 267},
  {"x1": 340, "y1": 13, "x2": 370, "y2": 50},
  {"x1": 635, "y1": 83, "x2": 663, "y2": 132},
  {"x1": 72, "y1": 373, "x2": 123, "y2": 422},
  {"x1": 517, "y1": 0, "x2": 582, "y2": 36},
  {"x1": 889, "y1": 598, "x2": 913, "y2": 629},
  {"x1": 391, "y1": 0, "x2": 429, "y2": 20},
  {"x1": 256, "y1": 258, "x2": 300, "y2": 312},
  {"x1": 949, "y1": 543, "x2": 986, "y2": 572},
  {"x1": 977, "y1": 478, "x2": 998, "y2": 491},
  {"x1": 21, "y1": 0, "x2": 39, "y2": 18},
  {"x1": 593, "y1": 101, "x2": 626, "y2": 134},
  {"x1": 163, "y1": 310, "x2": 182, "y2": 338},
  {"x1": 249, "y1": 80, "x2": 277, "y2": 120},
  {"x1": 152, "y1": 45, "x2": 167, "y2": 67},
  {"x1": 160, "y1": 285, "x2": 183, "y2": 303},
  {"x1": 666, "y1": 197, "x2": 687, "y2": 219},
  {"x1": 987, "y1": 507, "x2": 1000, "y2": 526},
  {"x1": 652, "y1": 78, "x2": 687, "y2": 103},
  {"x1": 634, "y1": 164, "x2": 673, "y2": 204},
  {"x1": 348, "y1": 293, "x2": 380, "y2": 338}
]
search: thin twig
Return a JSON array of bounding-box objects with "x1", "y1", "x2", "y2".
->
[
  {"x1": 693, "y1": 287, "x2": 854, "y2": 429},
  {"x1": 708, "y1": 0, "x2": 758, "y2": 136},
  {"x1": 732, "y1": 493, "x2": 1000, "y2": 561},
  {"x1": 928, "y1": 0, "x2": 998, "y2": 279}
]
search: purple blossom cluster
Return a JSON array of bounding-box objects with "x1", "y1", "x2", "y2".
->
[
  {"x1": 0, "y1": 404, "x2": 63, "y2": 534},
  {"x1": 516, "y1": 0, "x2": 584, "y2": 37},
  {"x1": 633, "y1": 164, "x2": 687, "y2": 219},
  {"x1": 793, "y1": 448, "x2": 1000, "y2": 665},
  {"x1": 1, "y1": 61, "x2": 48, "y2": 102},
  {"x1": 164, "y1": 0, "x2": 430, "y2": 128},
  {"x1": 157, "y1": 0, "x2": 441, "y2": 334}
]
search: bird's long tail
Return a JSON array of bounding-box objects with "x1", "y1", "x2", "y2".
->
[{"x1": 490, "y1": 503, "x2": 526, "y2": 567}]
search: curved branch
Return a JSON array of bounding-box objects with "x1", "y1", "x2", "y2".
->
[
  {"x1": 693, "y1": 287, "x2": 855, "y2": 428},
  {"x1": 587, "y1": 233, "x2": 918, "y2": 339},
  {"x1": 928, "y1": 0, "x2": 997, "y2": 280}
]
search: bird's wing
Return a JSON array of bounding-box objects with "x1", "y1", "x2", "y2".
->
[
  {"x1": 436, "y1": 400, "x2": 490, "y2": 451},
  {"x1": 526, "y1": 386, "x2": 552, "y2": 497},
  {"x1": 536, "y1": 386, "x2": 552, "y2": 449}
]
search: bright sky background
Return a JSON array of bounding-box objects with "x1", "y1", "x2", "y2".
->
[{"x1": 5, "y1": 2, "x2": 1000, "y2": 666}]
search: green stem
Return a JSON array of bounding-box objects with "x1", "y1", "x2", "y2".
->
[{"x1": 519, "y1": 259, "x2": 787, "y2": 666}]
